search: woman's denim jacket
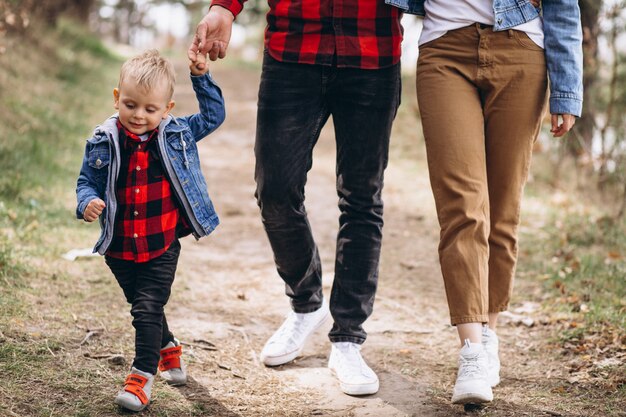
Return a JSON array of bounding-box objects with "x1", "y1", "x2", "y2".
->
[
  {"x1": 386, "y1": 0, "x2": 583, "y2": 116},
  {"x1": 76, "y1": 73, "x2": 226, "y2": 255}
]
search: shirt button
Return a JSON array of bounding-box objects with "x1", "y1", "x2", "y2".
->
[
  {"x1": 133, "y1": 210, "x2": 139, "y2": 216},
  {"x1": 138, "y1": 145, "x2": 142, "y2": 150},
  {"x1": 135, "y1": 188, "x2": 140, "y2": 194},
  {"x1": 136, "y1": 166, "x2": 141, "y2": 171},
  {"x1": 133, "y1": 233, "x2": 138, "y2": 238},
  {"x1": 95, "y1": 158, "x2": 102, "y2": 167}
]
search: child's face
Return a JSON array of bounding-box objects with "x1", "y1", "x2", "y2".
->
[{"x1": 114, "y1": 77, "x2": 175, "y2": 135}]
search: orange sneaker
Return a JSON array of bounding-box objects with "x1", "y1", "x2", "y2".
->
[
  {"x1": 159, "y1": 339, "x2": 187, "y2": 386},
  {"x1": 114, "y1": 367, "x2": 154, "y2": 411}
]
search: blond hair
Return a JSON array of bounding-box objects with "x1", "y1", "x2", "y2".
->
[{"x1": 119, "y1": 49, "x2": 176, "y2": 100}]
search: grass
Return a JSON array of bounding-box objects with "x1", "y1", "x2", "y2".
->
[
  {"x1": 0, "y1": 18, "x2": 118, "y2": 205},
  {"x1": 521, "y1": 202, "x2": 625, "y2": 333},
  {"x1": 517, "y1": 152, "x2": 626, "y2": 413},
  {"x1": 0, "y1": 16, "x2": 129, "y2": 417}
]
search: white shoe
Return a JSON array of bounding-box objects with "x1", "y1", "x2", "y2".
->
[
  {"x1": 159, "y1": 338, "x2": 187, "y2": 386},
  {"x1": 328, "y1": 342, "x2": 379, "y2": 396},
  {"x1": 451, "y1": 340, "x2": 493, "y2": 404},
  {"x1": 260, "y1": 302, "x2": 329, "y2": 366},
  {"x1": 482, "y1": 326, "x2": 500, "y2": 387},
  {"x1": 114, "y1": 367, "x2": 154, "y2": 412}
]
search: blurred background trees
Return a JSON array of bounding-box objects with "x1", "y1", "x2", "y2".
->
[
  {"x1": 574, "y1": 0, "x2": 626, "y2": 217},
  {"x1": 1, "y1": 0, "x2": 626, "y2": 217}
]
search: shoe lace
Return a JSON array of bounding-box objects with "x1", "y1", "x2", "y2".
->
[
  {"x1": 336, "y1": 344, "x2": 367, "y2": 374},
  {"x1": 270, "y1": 312, "x2": 305, "y2": 344},
  {"x1": 458, "y1": 353, "x2": 483, "y2": 379}
]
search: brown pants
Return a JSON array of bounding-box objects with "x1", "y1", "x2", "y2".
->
[{"x1": 416, "y1": 24, "x2": 548, "y2": 325}]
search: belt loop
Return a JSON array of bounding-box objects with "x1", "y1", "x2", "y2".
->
[{"x1": 508, "y1": 29, "x2": 513, "y2": 38}]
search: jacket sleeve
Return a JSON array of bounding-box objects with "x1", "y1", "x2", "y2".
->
[
  {"x1": 542, "y1": 0, "x2": 584, "y2": 117},
  {"x1": 176, "y1": 72, "x2": 226, "y2": 143},
  {"x1": 76, "y1": 141, "x2": 104, "y2": 220}
]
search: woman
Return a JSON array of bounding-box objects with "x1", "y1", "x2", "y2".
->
[{"x1": 385, "y1": 0, "x2": 583, "y2": 405}]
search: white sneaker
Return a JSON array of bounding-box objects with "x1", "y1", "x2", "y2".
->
[
  {"x1": 451, "y1": 340, "x2": 493, "y2": 404},
  {"x1": 260, "y1": 302, "x2": 329, "y2": 366},
  {"x1": 114, "y1": 367, "x2": 154, "y2": 412},
  {"x1": 328, "y1": 342, "x2": 379, "y2": 396},
  {"x1": 482, "y1": 326, "x2": 500, "y2": 387}
]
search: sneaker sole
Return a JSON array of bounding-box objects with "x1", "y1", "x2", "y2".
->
[
  {"x1": 261, "y1": 346, "x2": 303, "y2": 367},
  {"x1": 261, "y1": 308, "x2": 331, "y2": 367},
  {"x1": 163, "y1": 377, "x2": 187, "y2": 386},
  {"x1": 114, "y1": 395, "x2": 148, "y2": 412},
  {"x1": 161, "y1": 367, "x2": 187, "y2": 386},
  {"x1": 489, "y1": 374, "x2": 500, "y2": 388},
  {"x1": 329, "y1": 368, "x2": 379, "y2": 396},
  {"x1": 451, "y1": 391, "x2": 493, "y2": 404}
]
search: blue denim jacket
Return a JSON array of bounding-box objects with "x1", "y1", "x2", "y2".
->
[
  {"x1": 386, "y1": 0, "x2": 583, "y2": 116},
  {"x1": 76, "y1": 73, "x2": 226, "y2": 255}
]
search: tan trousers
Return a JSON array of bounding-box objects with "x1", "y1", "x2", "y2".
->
[{"x1": 416, "y1": 24, "x2": 548, "y2": 325}]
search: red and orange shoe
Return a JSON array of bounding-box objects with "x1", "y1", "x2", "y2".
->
[
  {"x1": 114, "y1": 367, "x2": 154, "y2": 411},
  {"x1": 159, "y1": 339, "x2": 187, "y2": 386}
]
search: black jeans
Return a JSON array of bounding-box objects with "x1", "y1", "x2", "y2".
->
[
  {"x1": 255, "y1": 52, "x2": 401, "y2": 344},
  {"x1": 105, "y1": 240, "x2": 180, "y2": 374}
]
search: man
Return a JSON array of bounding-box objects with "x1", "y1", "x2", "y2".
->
[{"x1": 189, "y1": 0, "x2": 402, "y2": 396}]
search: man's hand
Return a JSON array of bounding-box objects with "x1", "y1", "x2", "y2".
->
[
  {"x1": 188, "y1": 6, "x2": 235, "y2": 67},
  {"x1": 551, "y1": 114, "x2": 576, "y2": 138},
  {"x1": 530, "y1": 0, "x2": 540, "y2": 7},
  {"x1": 84, "y1": 198, "x2": 105, "y2": 222}
]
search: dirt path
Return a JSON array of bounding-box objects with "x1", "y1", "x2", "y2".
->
[{"x1": 110, "y1": 62, "x2": 590, "y2": 416}]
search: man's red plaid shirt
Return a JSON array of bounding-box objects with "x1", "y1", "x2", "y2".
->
[
  {"x1": 106, "y1": 122, "x2": 190, "y2": 263},
  {"x1": 211, "y1": 0, "x2": 403, "y2": 69}
]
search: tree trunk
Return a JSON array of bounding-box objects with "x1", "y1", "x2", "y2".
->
[{"x1": 571, "y1": 0, "x2": 602, "y2": 158}]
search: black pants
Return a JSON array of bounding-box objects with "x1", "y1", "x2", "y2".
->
[
  {"x1": 105, "y1": 240, "x2": 180, "y2": 374},
  {"x1": 255, "y1": 52, "x2": 401, "y2": 344}
]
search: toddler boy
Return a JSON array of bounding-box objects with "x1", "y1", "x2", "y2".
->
[{"x1": 76, "y1": 49, "x2": 225, "y2": 411}]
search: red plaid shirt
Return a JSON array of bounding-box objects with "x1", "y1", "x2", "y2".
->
[
  {"x1": 211, "y1": 0, "x2": 402, "y2": 69},
  {"x1": 106, "y1": 123, "x2": 190, "y2": 263}
]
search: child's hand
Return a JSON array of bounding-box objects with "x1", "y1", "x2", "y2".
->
[
  {"x1": 190, "y1": 53, "x2": 209, "y2": 76},
  {"x1": 84, "y1": 198, "x2": 106, "y2": 222}
]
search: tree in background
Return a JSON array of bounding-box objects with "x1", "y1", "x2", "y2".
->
[
  {"x1": 545, "y1": 1, "x2": 626, "y2": 218},
  {"x1": 596, "y1": 3, "x2": 626, "y2": 217},
  {"x1": 94, "y1": 0, "x2": 267, "y2": 45},
  {"x1": 0, "y1": 0, "x2": 96, "y2": 31},
  {"x1": 573, "y1": 0, "x2": 602, "y2": 158}
]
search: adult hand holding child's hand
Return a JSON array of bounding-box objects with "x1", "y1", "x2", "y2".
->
[{"x1": 84, "y1": 198, "x2": 105, "y2": 222}]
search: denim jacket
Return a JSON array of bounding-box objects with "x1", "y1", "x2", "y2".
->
[
  {"x1": 386, "y1": 0, "x2": 583, "y2": 116},
  {"x1": 76, "y1": 73, "x2": 226, "y2": 255}
]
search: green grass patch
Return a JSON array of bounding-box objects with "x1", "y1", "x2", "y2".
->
[
  {"x1": 523, "y1": 212, "x2": 625, "y2": 332},
  {"x1": 0, "y1": 18, "x2": 125, "y2": 415},
  {"x1": 0, "y1": 18, "x2": 120, "y2": 206},
  {"x1": 519, "y1": 193, "x2": 626, "y2": 400}
]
